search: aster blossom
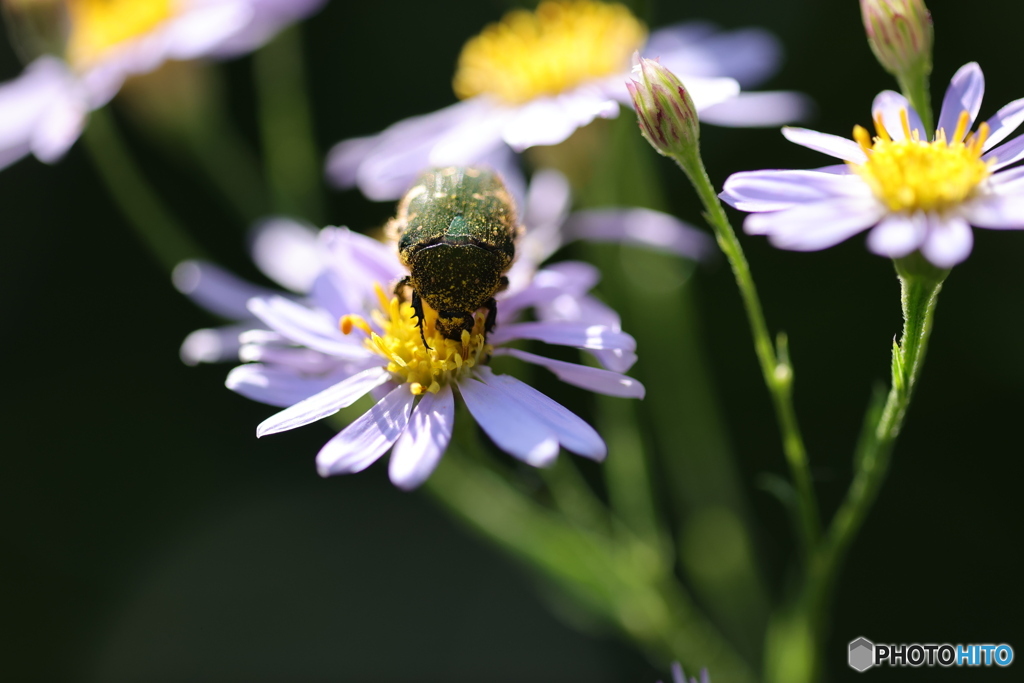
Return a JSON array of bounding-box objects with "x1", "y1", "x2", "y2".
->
[
  {"x1": 225, "y1": 224, "x2": 644, "y2": 490},
  {"x1": 0, "y1": 0, "x2": 325, "y2": 170},
  {"x1": 327, "y1": 0, "x2": 809, "y2": 201},
  {"x1": 722, "y1": 62, "x2": 1024, "y2": 268}
]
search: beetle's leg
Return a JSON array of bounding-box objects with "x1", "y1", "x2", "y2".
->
[
  {"x1": 410, "y1": 289, "x2": 431, "y2": 350},
  {"x1": 496, "y1": 275, "x2": 509, "y2": 293},
  {"x1": 483, "y1": 297, "x2": 498, "y2": 335},
  {"x1": 393, "y1": 275, "x2": 412, "y2": 301}
]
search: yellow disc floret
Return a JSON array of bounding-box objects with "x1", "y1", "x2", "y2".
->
[
  {"x1": 341, "y1": 285, "x2": 491, "y2": 396},
  {"x1": 851, "y1": 108, "x2": 992, "y2": 213},
  {"x1": 453, "y1": 0, "x2": 647, "y2": 104},
  {"x1": 66, "y1": 0, "x2": 174, "y2": 69}
]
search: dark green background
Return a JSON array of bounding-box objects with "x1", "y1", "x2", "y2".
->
[{"x1": 2, "y1": 1, "x2": 1021, "y2": 681}]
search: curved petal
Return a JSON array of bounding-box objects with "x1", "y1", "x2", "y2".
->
[
  {"x1": 173, "y1": 260, "x2": 282, "y2": 320},
  {"x1": 872, "y1": 90, "x2": 925, "y2": 142},
  {"x1": 502, "y1": 87, "x2": 619, "y2": 152},
  {"x1": 496, "y1": 348, "x2": 645, "y2": 399},
  {"x1": 699, "y1": 91, "x2": 813, "y2": 127},
  {"x1": 981, "y1": 97, "x2": 1024, "y2": 152},
  {"x1": 866, "y1": 213, "x2": 928, "y2": 258},
  {"x1": 226, "y1": 363, "x2": 360, "y2": 408},
  {"x1": 983, "y1": 131, "x2": 1024, "y2": 171},
  {"x1": 921, "y1": 215, "x2": 973, "y2": 267},
  {"x1": 180, "y1": 323, "x2": 254, "y2": 366},
  {"x1": 563, "y1": 208, "x2": 715, "y2": 260},
  {"x1": 961, "y1": 195, "x2": 1024, "y2": 229},
  {"x1": 389, "y1": 385, "x2": 455, "y2": 490},
  {"x1": 479, "y1": 370, "x2": 606, "y2": 461},
  {"x1": 782, "y1": 127, "x2": 868, "y2": 163},
  {"x1": 316, "y1": 384, "x2": 415, "y2": 477},
  {"x1": 744, "y1": 198, "x2": 886, "y2": 251},
  {"x1": 936, "y1": 62, "x2": 984, "y2": 142},
  {"x1": 652, "y1": 26, "x2": 783, "y2": 88},
  {"x1": 247, "y1": 296, "x2": 368, "y2": 359},
  {"x1": 0, "y1": 57, "x2": 85, "y2": 169},
  {"x1": 490, "y1": 321, "x2": 636, "y2": 352},
  {"x1": 256, "y1": 366, "x2": 390, "y2": 437},
  {"x1": 249, "y1": 217, "x2": 320, "y2": 293},
  {"x1": 721, "y1": 169, "x2": 870, "y2": 212},
  {"x1": 210, "y1": 0, "x2": 327, "y2": 57},
  {"x1": 458, "y1": 377, "x2": 559, "y2": 467}
]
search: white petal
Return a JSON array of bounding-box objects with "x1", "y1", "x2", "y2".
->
[
  {"x1": 563, "y1": 208, "x2": 715, "y2": 260},
  {"x1": 173, "y1": 260, "x2": 282, "y2": 320},
  {"x1": 866, "y1": 213, "x2": 928, "y2": 258},
  {"x1": 721, "y1": 169, "x2": 870, "y2": 212},
  {"x1": 247, "y1": 296, "x2": 368, "y2": 359},
  {"x1": 782, "y1": 127, "x2": 868, "y2": 163},
  {"x1": 745, "y1": 198, "x2": 886, "y2": 251},
  {"x1": 961, "y1": 195, "x2": 1024, "y2": 229},
  {"x1": 921, "y1": 215, "x2": 973, "y2": 267},
  {"x1": 458, "y1": 377, "x2": 559, "y2": 467},
  {"x1": 256, "y1": 366, "x2": 390, "y2": 437},
  {"x1": 480, "y1": 370, "x2": 606, "y2": 461},
  {"x1": 699, "y1": 91, "x2": 813, "y2": 127},
  {"x1": 983, "y1": 132, "x2": 1024, "y2": 171},
  {"x1": 502, "y1": 88, "x2": 619, "y2": 152},
  {"x1": 316, "y1": 384, "x2": 415, "y2": 477},
  {"x1": 653, "y1": 26, "x2": 782, "y2": 88},
  {"x1": 872, "y1": 90, "x2": 925, "y2": 142},
  {"x1": 160, "y1": 2, "x2": 255, "y2": 61},
  {"x1": 490, "y1": 321, "x2": 636, "y2": 352},
  {"x1": 325, "y1": 134, "x2": 379, "y2": 189},
  {"x1": 675, "y1": 76, "x2": 740, "y2": 111},
  {"x1": 209, "y1": 0, "x2": 326, "y2": 57},
  {"x1": 936, "y1": 62, "x2": 984, "y2": 142},
  {"x1": 180, "y1": 323, "x2": 254, "y2": 366},
  {"x1": 389, "y1": 385, "x2": 454, "y2": 490},
  {"x1": 496, "y1": 348, "x2": 645, "y2": 399},
  {"x1": 981, "y1": 97, "x2": 1024, "y2": 151},
  {"x1": 226, "y1": 363, "x2": 358, "y2": 408},
  {"x1": 0, "y1": 57, "x2": 84, "y2": 169},
  {"x1": 249, "y1": 217, "x2": 320, "y2": 293}
]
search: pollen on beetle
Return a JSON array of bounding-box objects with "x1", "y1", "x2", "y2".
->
[
  {"x1": 341, "y1": 284, "x2": 491, "y2": 395},
  {"x1": 850, "y1": 108, "x2": 992, "y2": 213},
  {"x1": 66, "y1": 0, "x2": 174, "y2": 69},
  {"x1": 453, "y1": 0, "x2": 647, "y2": 104}
]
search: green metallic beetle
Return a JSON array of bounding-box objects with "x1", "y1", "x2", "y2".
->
[{"x1": 388, "y1": 166, "x2": 520, "y2": 346}]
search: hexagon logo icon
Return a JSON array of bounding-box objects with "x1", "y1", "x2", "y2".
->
[{"x1": 849, "y1": 637, "x2": 875, "y2": 672}]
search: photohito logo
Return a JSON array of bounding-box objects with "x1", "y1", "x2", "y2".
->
[{"x1": 848, "y1": 637, "x2": 1014, "y2": 672}]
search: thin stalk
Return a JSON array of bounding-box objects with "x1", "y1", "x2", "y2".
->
[
  {"x1": 83, "y1": 107, "x2": 206, "y2": 272},
  {"x1": 677, "y1": 150, "x2": 820, "y2": 559},
  {"x1": 897, "y1": 72, "x2": 934, "y2": 139},
  {"x1": 253, "y1": 25, "x2": 325, "y2": 223}
]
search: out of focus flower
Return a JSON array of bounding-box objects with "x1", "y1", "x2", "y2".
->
[
  {"x1": 721, "y1": 63, "x2": 1024, "y2": 268},
  {"x1": 627, "y1": 55, "x2": 700, "y2": 161},
  {"x1": 660, "y1": 662, "x2": 710, "y2": 683},
  {"x1": 327, "y1": 0, "x2": 809, "y2": 201},
  {"x1": 860, "y1": 0, "x2": 932, "y2": 80},
  {"x1": 176, "y1": 169, "x2": 713, "y2": 367},
  {"x1": 0, "y1": 0, "x2": 325, "y2": 170},
  {"x1": 228, "y1": 226, "x2": 644, "y2": 490}
]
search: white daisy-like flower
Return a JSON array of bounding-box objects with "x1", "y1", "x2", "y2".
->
[
  {"x1": 721, "y1": 62, "x2": 1024, "y2": 268},
  {"x1": 0, "y1": 0, "x2": 325, "y2": 170},
  {"x1": 175, "y1": 168, "x2": 713, "y2": 368},
  {"x1": 326, "y1": 0, "x2": 810, "y2": 201},
  {"x1": 225, "y1": 224, "x2": 644, "y2": 490}
]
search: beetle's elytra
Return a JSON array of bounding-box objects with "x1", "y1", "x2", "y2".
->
[{"x1": 388, "y1": 166, "x2": 520, "y2": 344}]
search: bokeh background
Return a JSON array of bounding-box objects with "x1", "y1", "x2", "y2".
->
[{"x1": 2, "y1": 0, "x2": 1022, "y2": 681}]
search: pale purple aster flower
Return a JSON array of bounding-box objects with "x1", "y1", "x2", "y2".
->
[
  {"x1": 721, "y1": 63, "x2": 1024, "y2": 268},
  {"x1": 0, "y1": 0, "x2": 325, "y2": 170},
  {"x1": 227, "y1": 225, "x2": 644, "y2": 490},
  {"x1": 326, "y1": 1, "x2": 810, "y2": 201}
]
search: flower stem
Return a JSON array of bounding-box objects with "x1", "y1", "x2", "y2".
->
[
  {"x1": 82, "y1": 107, "x2": 207, "y2": 272},
  {"x1": 897, "y1": 71, "x2": 934, "y2": 139},
  {"x1": 675, "y1": 148, "x2": 820, "y2": 559},
  {"x1": 252, "y1": 25, "x2": 325, "y2": 223}
]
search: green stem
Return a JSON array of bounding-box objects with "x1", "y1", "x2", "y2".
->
[
  {"x1": 253, "y1": 25, "x2": 325, "y2": 222},
  {"x1": 897, "y1": 71, "x2": 934, "y2": 139},
  {"x1": 677, "y1": 149, "x2": 820, "y2": 559},
  {"x1": 83, "y1": 107, "x2": 206, "y2": 272}
]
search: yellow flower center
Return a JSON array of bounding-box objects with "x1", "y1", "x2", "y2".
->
[
  {"x1": 341, "y1": 285, "x2": 491, "y2": 396},
  {"x1": 66, "y1": 0, "x2": 174, "y2": 69},
  {"x1": 851, "y1": 109, "x2": 992, "y2": 212},
  {"x1": 453, "y1": 0, "x2": 647, "y2": 104}
]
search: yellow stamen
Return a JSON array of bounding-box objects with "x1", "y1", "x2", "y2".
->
[
  {"x1": 66, "y1": 0, "x2": 175, "y2": 70},
  {"x1": 452, "y1": 0, "x2": 647, "y2": 104},
  {"x1": 850, "y1": 108, "x2": 991, "y2": 213},
  {"x1": 342, "y1": 284, "x2": 491, "y2": 395}
]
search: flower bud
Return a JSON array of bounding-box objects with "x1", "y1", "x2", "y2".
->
[
  {"x1": 627, "y1": 55, "x2": 700, "y2": 161},
  {"x1": 860, "y1": 0, "x2": 933, "y2": 79}
]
